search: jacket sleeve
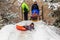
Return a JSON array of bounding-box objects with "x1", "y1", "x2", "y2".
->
[
  {"x1": 25, "y1": 4, "x2": 29, "y2": 12},
  {"x1": 36, "y1": 4, "x2": 39, "y2": 11},
  {"x1": 21, "y1": 3, "x2": 24, "y2": 12},
  {"x1": 31, "y1": 5, "x2": 34, "y2": 11}
]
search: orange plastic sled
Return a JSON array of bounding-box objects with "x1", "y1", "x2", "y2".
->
[{"x1": 16, "y1": 25, "x2": 27, "y2": 31}]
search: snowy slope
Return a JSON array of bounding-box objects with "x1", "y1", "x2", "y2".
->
[{"x1": 0, "y1": 20, "x2": 60, "y2": 40}]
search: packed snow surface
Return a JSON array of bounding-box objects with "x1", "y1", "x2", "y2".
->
[{"x1": 0, "y1": 20, "x2": 60, "y2": 40}]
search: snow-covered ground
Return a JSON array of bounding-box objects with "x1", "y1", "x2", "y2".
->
[
  {"x1": 0, "y1": 20, "x2": 60, "y2": 40},
  {"x1": 48, "y1": 2, "x2": 60, "y2": 10}
]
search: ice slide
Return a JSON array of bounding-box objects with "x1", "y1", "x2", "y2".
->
[{"x1": 0, "y1": 20, "x2": 60, "y2": 40}]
